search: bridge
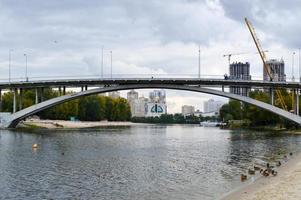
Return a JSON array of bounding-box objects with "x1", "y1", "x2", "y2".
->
[{"x1": 0, "y1": 77, "x2": 301, "y2": 128}]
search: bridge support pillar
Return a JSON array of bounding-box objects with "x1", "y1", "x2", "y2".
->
[
  {"x1": 295, "y1": 89, "x2": 299, "y2": 115},
  {"x1": 13, "y1": 88, "x2": 17, "y2": 113},
  {"x1": 0, "y1": 89, "x2": 2, "y2": 112},
  {"x1": 41, "y1": 88, "x2": 44, "y2": 102},
  {"x1": 35, "y1": 88, "x2": 39, "y2": 104},
  {"x1": 63, "y1": 86, "x2": 66, "y2": 95},
  {"x1": 222, "y1": 85, "x2": 224, "y2": 92},
  {"x1": 19, "y1": 88, "x2": 23, "y2": 110},
  {"x1": 59, "y1": 86, "x2": 62, "y2": 96},
  {"x1": 81, "y1": 86, "x2": 84, "y2": 92},
  {"x1": 269, "y1": 88, "x2": 274, "y2": 106},
  {"x1": 85, "y1": 85, "x2": 88, "y2": 91}
]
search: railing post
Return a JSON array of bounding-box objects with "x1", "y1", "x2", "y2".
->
[{"x1": 13, "y1": 88, "x2": 17, "y2": 113}]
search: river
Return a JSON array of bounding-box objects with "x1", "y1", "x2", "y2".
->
[{"x1": 1, "y1": 125, "x2": 301, "y2": 199}]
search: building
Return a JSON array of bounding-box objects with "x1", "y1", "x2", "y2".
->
[
  {"x1": 108, "y1": 91, "x2": 120, "y2": 99},
  {"x1": 146, "y1": 89, "x2": 167, "y2": 117},
  {"x1": 127, "y1": 90, "x2": 138, "y2": 103},
  {"x1": 181, "y1": 105, "x2": 195, "y2": 116},
  {"x1": 229, "y1": 62, "x2": 251, "y2": 96},
  {"x1": 149, "y1": 90, "x2": 166, "y2": 103},
  {"x1": 203, "y1": 99, "x2": 224, "y2": 114},
  {"x1": 264, "y1": 59, "x2": 286, "y2": 82}
]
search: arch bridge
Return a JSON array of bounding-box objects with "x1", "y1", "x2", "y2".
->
[{"x1": 0, "y1": 78, "x2": 301, "y2": 128}]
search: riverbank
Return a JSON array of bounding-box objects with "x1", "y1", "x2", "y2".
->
[
  {"x1": 20, "y1": 119, "x2": 139, "y2": 129},
  {"x1": 221, "y1": 152, "x2": 301, "y2": 200}
]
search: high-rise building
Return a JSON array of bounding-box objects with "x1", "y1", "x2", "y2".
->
[
  {"x1": 229, "y1": 62, "x2": 251, "y2": 96},
  {"x1": 108, "y1": 91, "x2": 120, "y2": 99},
  {"x1": 264, "y1": 59, "x2": 286, "y2": 82},
  {"x1": 181, "y1": 105, "x2": 195, "y2": 117},
  {"x1": 203, "y1": 99, "x2": 224, "y2": 114},
  {"x1": 127, "y1": 90, "x2": 138, "y2": 103},
  {"x1": 146, "y1": 89, "x2": 167, "y2": 117},
  {"x1": 149, "y1": 90, "x2": 166, "y2": 103}
]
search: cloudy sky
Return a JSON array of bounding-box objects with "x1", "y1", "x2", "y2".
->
[{"x1": 0, "y1": 0, "x2": 300, "y2": 113}]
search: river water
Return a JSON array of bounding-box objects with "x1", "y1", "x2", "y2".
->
[{"x1": 1, "y1": 125, "x2": 301, "y2": 200}]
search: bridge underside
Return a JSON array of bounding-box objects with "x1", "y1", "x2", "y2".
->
[{"x1": 1, "y1": 84, "x2": 301, "y2": 128}]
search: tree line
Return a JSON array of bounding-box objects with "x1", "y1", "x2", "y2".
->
[
  {"x1": 1, "y1": 88, "x2": 131, "y2": 121},
  {"x1": 219, "y1": 89, "x2": 299, "y2": 127}
]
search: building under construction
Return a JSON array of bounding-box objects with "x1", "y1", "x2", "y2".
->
[
  {"x1": 229, "y1": 62, "x2": 251, "y2": 96},
  {"x1": 264, "y1": 59, "x2": 286, "y2": 82}
]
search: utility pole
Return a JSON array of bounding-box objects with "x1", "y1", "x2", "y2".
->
[{"x1": 198, "y1": 45, "x2": 201, "y2": 78}]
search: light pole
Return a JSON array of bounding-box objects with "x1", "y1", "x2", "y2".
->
[
  {"x1": 299, "y1": 48, "x2": 301, "y2": 83},
  {"x1": 24, "y1": 54, "x2": 28, "y2": 82},
  {"x1": 292, "y1": 52, "x2": 296, "y2": 82},
  {"x1": 198, "y1": 45, "x2": 201, "y2": 78},
  {"x1": 110, "y1": 50, "x2": 112, "y2": 79},
  {"x1": 101, "y1": 46, "x2": 104, "y2": 78},
  {"x1": 8, "y1": 49, "x2": 13, "y2": 82}
]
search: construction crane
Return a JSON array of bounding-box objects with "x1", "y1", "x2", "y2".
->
[
  {"x1": 223, "y1": 51, "x2": 268, "y2": 66},
  {"x1": 244, "y1": 17, "x2": 288, "y2": 111}
]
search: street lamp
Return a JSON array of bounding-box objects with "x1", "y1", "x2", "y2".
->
[
  {"x1": 292, "y1": 52, "x2": 296, "y2": 82},
  {"x1": 101, "y1": 46, "x2": 104, "y2": 78},
  {"x1": 24, "y1": 54, "x2": 28, "y2": 82},
  {"x1": 8, "y1": 49, "x2": 13, "y2": 82},
  {"x1": 110, "y1": 50, "x2": 113, "y2": 79}
]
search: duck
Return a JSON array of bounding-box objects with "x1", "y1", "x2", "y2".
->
[
  {"x1": 32, "y1": 143, "x2": 38, "y2": 149},
  {"x1": 248, "y1": 168, "x2": 255, "y2": 175},
  {"x1": 262, "y1": 169, "x2": 269, "y2": 177},
  {"x1": 276, "y1": 161, "x2": 281, "y2": 167},
  {"x1": 266, "y1": 163, "x2": 270, "y2": 168},
  {"x1": 271, "y1": 170, "x2": 278, "y2": 176},
  {"x1": 254, "y1": 166, "x2": 261, "y2": 171},
  {"x1": 241, "y1": 174, "x2": 247, "y2": 181},
  {"x1": 290, "y1": 152, "x2": 293, "y2": 156}
]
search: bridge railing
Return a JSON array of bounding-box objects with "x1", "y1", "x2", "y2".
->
[{"x1": 0, "y1": 74, "x2": 267, "y2": 83}]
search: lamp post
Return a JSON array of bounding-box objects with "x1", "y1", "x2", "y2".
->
[
  {"x1": 101, "y1": 46, "x2": 104, "y2": 78},
  {"x1": 8, "y1": 49, "x2": 13, "y2": 82},
  {"x1": 24, "y1": 54, "x2": 28, "y2": 82},
  {"x1": 110, "y1": 50, "x2": 112, "y2": 79},
  {"x1": 292, "y1": 52, "x2": 296, "y2": 82},
  {"x1": 198, "y1": 45, "x2": 201, "y2": 79}
]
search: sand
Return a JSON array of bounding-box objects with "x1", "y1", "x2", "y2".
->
[
  {"x1": 21, "y1": 119, "x2": 139, "y2": 129},
  {"x1": 221, "y1": 153, "x2": 301, "y2": 200}
]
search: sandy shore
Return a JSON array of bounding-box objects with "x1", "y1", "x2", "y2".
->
[
  {"x1": 21, "y1": 119, "x2": 139, "y2": 129},
  {"x1": 221, "y1": 152, "x2": 301, "y2": 200}
]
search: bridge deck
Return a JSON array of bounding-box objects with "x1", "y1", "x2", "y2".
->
[{"x1": 0, "y1": 78, "x2": 300, "y2": 89}]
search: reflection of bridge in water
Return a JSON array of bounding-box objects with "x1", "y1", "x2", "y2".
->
[{"x1": 0, "y1": 77, "x2": 301, "y2": 128}]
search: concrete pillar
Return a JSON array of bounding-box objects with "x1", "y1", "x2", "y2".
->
[
  {"x1": 13, "y1": 88, "x2": 17, "y2": 113},
  {"x1": 35, "y1": 88, "x2": 39, "y2": 104},
  {"x1": 297, "y1": 89, "x2": 300, "y2": 115},
  {"x1": 41, "y1": 88, "x2": 44, "y2": 102},
  {"x1": 63, "y1": 86, "x2": 66, "y2": 95},
  {"x1": 222, "y1": 85, "x2": 224, "y2": 92},
  {"x1": 0, "y1": 89, "x2": 2, "y2": 112},
  {"x1": 85, "y1": 85, "x2": 88, "y2": 91},
  {"x1": 59, "y1": 86, "x2": 62, "y2": 96},
  {"x1": 270, "y1": 88, "x2": 274, "y2": 106},
  {"x1": 19, "y1": 88, "x2": 23, "y2": 110}
]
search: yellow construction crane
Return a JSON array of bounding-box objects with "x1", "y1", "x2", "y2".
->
[{"x1": 244, "y1": 17, "x2": 288, "y2": 111}]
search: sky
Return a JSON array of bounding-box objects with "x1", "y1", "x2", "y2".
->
[{"x1": 0, "y1": 0, "x2": 300, "y2": 113}]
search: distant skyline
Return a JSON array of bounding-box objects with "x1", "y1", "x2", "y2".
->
[{"x1": 0, "y1": 0, "x2": 300, "y2": 113}]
